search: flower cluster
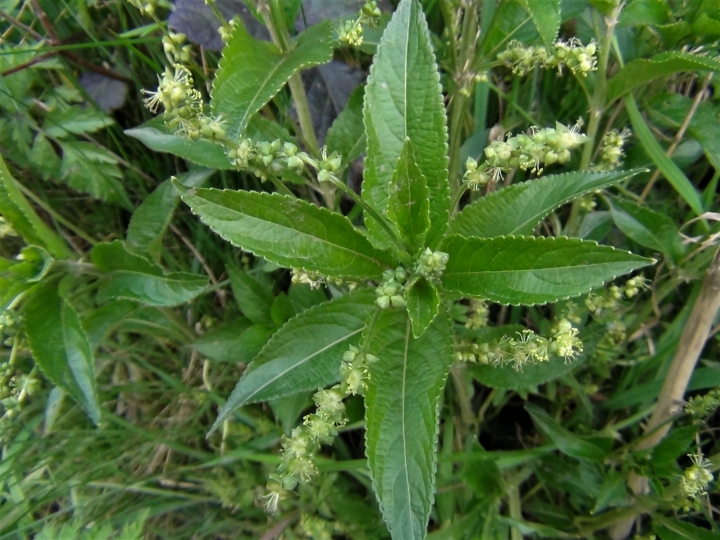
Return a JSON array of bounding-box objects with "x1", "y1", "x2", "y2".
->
[
  {"x1": 227, "y1": 139, "x2": 341, "y2": 182},
  {"x1": 291, "y1": 268, "x2": 325, "y2": 289},
  {"x1": 262, "y1": 344, "x2": 376, "y2": 513},
  {"x1": 679, "y1": 451, "x2": 714, "y2": 499},
  {"x1": 592, "y1": 128, "x2": 631, "y2": 171},
  {"x1": 127, "y1": 0, "x2": 158, "y2": 16},
  {"x1": 685, "y1": 389, "x2": 720, "y2": 421},
  {"x1": 463, "y1": 120, "x2": 589, "y2": 190},
  {"x1": 0, "y1": 216, "x2": 16, "y2": 238},
  {"x1": 141, "y1": 66, "x2": 227, "y2": 141},
  {"x1": 162, "y1": 32, "x2": 192, "y2": 65},
  {"x1": 456, "y1": 318, "x2": 582, "y2": 370},
  {"x1": 414, "y1": 249, "x2": 449, "y2": 281},
  {"x1": 339, "y1": 345, "x2": 378, "y2": 395},
  {"x1": 464, "y1": 299, "x2": 489, "y2": 329},
  {"x1": 338, "y1": 1, "x2": 382, "y2": 47},
  {"x1": 585, "y1": 275, "x2": 648, "y2": 314},
  {"x1": 375, "y1": 267, "x2": 408, "y2": 309},
  {"x1": 498, "y1": 38, "x2": 597, "y2": 77}
]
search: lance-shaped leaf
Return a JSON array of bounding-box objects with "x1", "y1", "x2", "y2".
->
[
  {"x1": 608, "y1": 197, "x2": 684, "y2": 262},
  {"x1": 526, "y1": 403, "x2": 607, "y2": 461},
  {"x1": 448, "y1": 169, "x2": 645, "y2": 239},
  {"x1": 362, "y1": 0, "x2": 450, "y2": 250},
  {"x1": 388, "y1": 140, "x2": 430, "y2": 251},
  {"x1": 212, "y1": 18, "x2": 334, "y2": 140},
  {"x1": 176, "y1": 185, "x2": 395, "y2": 280},
  {"x1": 364, "y1": 308, "x2": 453, "y2": 540},
  {"x1": 211, "y1": 290, "x2": 376, "y2": 433},
  {"x1": 607, "y1": 52, "x2": 720, "y2": 102},
  {"x1": 440, "y1": 235, "x2": 653, "y2": 305},
  {"x1": 25, "y1": 280, "x2": 101, "y2": 425},
  {"x1": 91, "y1": 241, "x2": 208, "y2": 307},
  {"x1": 405, "y1": 277, "x2": 440, "y2": 338}
]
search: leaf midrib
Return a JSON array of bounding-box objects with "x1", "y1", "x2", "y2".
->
[
  {"x1": 195, "y1": 194, "x2": 392, "y2": 271},
  {"x1": 237, "y1": 326, "x2": 364, "y2": 406},
  {"x1": 446, "y1": 260, "x2": 638, "y2": 277},
  {"x1": 400, "y1": 317, "x2": 416, "y2": 539}
]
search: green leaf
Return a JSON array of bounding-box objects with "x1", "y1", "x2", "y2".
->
[
  {"x1": 406, "y1": 277, "x2": 440, "y2": 338},
  {"x1": 653, "y1": 516, "x2": 717, "y2": 540},
  {"x1": 626, "y1": 95, "x2": 704, "y2": 216},
  {"x1": 191, "y1": 319, "x2": 275, "y2": 364},
  {"x1": 525, "y1": 403, "x2": 606, "y2": 461},
  {"x1": 91, "y1": 241, "x2": 208, "y2": 307},
  {"x1": 210, "y1": 290, "x2": 376, "y2": 433},
  {"x1": 0, "y1": 155, "x2": 72, "y2": 259},
  {"x1": 364, "y1": 308, "x2": 453, "y2": 540},
  {"x1": 126, "y1": 169, "x2": 214, "y2": 261},
  {"x1": 176, "y1": 185, "x2": 395, "y2": 280},
  {"x1": 607, "y1": 52, "x2": 720, "y2": 102},
  {"x1": 29, "y1": 133, "x2": 60, "y2": 181},
  {"x1": 270, "y1": 291, "x2": 295, "y2": 326},
  {"x1": 618, "y1": 0, "x2": 671, "y2": 27},
  {"x1": 59, "y1": 141, "x2": 131, "y2": 208},
  {"x1": 212, "y1": 19, "x2": 334, "y2": 140},
  {"x1": 388, "y1": 140, "x2": 431, "y2": 251},
  {"x1": 25, "y1": 280, "x2": 101, "y2": 425},
  {"x1": 524, "y1": 0, "x2": 561, "y2": 46},
  {"x1": 468, "y1": 325, "x2": 603, "y2": 391},
  {"x1": 325, "y1": 85, "x2": 366, "y2": 169},
  {"x1": 650, "y1": 425, "x2": 697, "y2": 477},
  {"x1": 82, "y1": 300, "x2": 139, "y2": 351},
  {"x1": 362, "y1": 0, "x2": 450, "y2": 250},
  {"x1": 124, "y1": 118, "x2": 234, "y2": 170},
  {"x1": 228, "y1": 265, "x2": 275, "y2": 325},
  {"x1": 44, "y1": 105, "x2": 113, "y2": 138},
  {"x1": 441, "y1": 235, "x2": 653, "y2": 305},
  {"x1": 608, "y1": 197, "x2": 683, "y2": 262},
  {"x1": 448, "y1": 169, "x2": 645, "y2": 238}
]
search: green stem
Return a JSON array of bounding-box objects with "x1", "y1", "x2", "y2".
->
[
  {"x1": 328, "y1": 177, "x2": 412, "y2": 264},
  {"x1": 565, "y1": 6, "x2": 621, "y2": 236},
  {"x1": 204, "y1": 0, "x2": 230, "y2": 30},
  {"x1": 261, "y1": 1, "x2": 320, "y2": 157}
]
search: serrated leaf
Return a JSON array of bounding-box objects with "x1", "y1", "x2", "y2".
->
[
  {"x1": 526, "y1": 403, "x2": 606, "y2": 461},
  {"x1": 406, "y1": 277, "x2": 440, "y2": 338},
  {"x1": 607, "y1": 52, "x2": 720, "y2": 102},
  {"x1": 448, "y1": 169, "x2": 645, "y2": 238},
  {"x1": 388, "y1": 140, "x2": 430, "y2": 251},
  {"x1": 626, "y1": 95, "x2": 704, "y2": 216},
  {"x1": 44, "y1": 105, "x2": 113, "y2": 138},
  {"x1": 525, "y1": 0, "x2": 561, "y2": 46},
  {"x1": 653, "y1": 516, "x2": 717, "y2": 540},
  {"x1": 124, "y1": 118, "x2": 233, "y2": 170},
  {"x1": 650, "y1": 425, "x2": 697, "y2": 477},
  {"x1": 211, "y1": 290, "x2": 375, "y2": 432},
  {"x1": 0, "y1": 155, "x2": 71, "y2": 259},
  {"x1": 591, "y1": 469, "x2": 627, "y2": 514},
  {"x1": 325, "y1": 85, "x2": 366, "y2": 169},
  {"x1": 618, "y1": 0, "x2": 671, "y2": 27},
  {"x1": 364, "y1": 308, "x2": 453, "y2": 540},
  {"x1": 362, "y1": 0, "x2": 449, "y2": 250},
  {"x1": 59, "y1": 141, "x2": 131, "y2": 208},
  {"x1": 176, "y1": 185, "x2": 395, "y2": 280},
  {"x1": 91, "y1": 241, "x2": 208, "y2": 307},
  {"x1": 126, "y1": 169, "x2": 214, "y2": 262},
  {"x1": 29, "y1": 133, "x2": 60, "y2": 181},
  {"x1": 212, "y1": 18, "x2": 333, "y2": 140},
  {"x1": 468, "y1": 325, "x2": 595, "y2": 391},
  {"x1": 608, "y1": 197, "x2": 684, "y2": 262},
  {"x1": 440, "y1": 235, "x2": 653, "y2": 305},
  {"x1": 228, "y1": 265, "x2": 275, "y2": 325},
  {"x1": 25, "y1": 280, "x2": 101, "y2": 425}
]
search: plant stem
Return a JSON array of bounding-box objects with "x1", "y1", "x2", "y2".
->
[
  {"x1": 565, "y1": 6, "x2": 621, "y2": 236},
  {"x1": 260, "y1": 1, "x2": 320, "y2": 157},
  {"x1": 204, "y1": 0, "x2": 230, "y2": 30},
  {"x1": 609, "y1": 246, "x2": 720, "y2": 540}
]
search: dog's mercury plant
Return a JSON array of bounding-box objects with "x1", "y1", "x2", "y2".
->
[
  {"x1": 127, "y1": 0, "x2": 654, "y2": 537},
  {"x1": 498, "y1": 38, "x2": 598, "y2": 77}
]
